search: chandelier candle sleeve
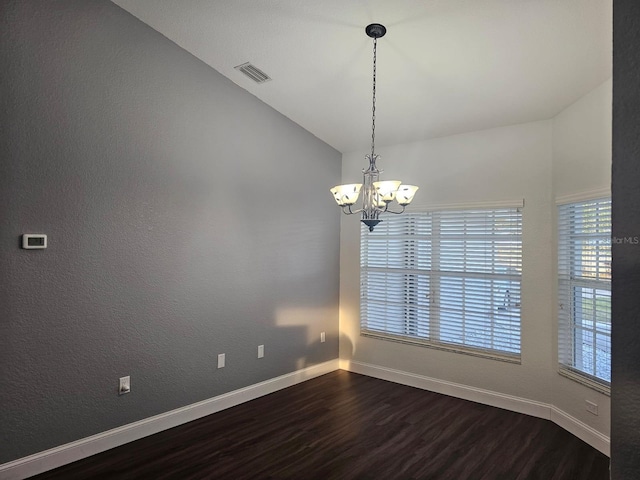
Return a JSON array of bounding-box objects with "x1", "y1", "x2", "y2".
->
[{"x1": 329, "y1": 24, "x2": 418, "y2": 232}]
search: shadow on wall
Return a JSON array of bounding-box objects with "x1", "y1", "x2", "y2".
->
[
  {"x1": 275, "y1": 305, "x2": 341, "y2": 371},
  {"x1": 301, "y1": 334, "x2": 354, "y2": 371}
]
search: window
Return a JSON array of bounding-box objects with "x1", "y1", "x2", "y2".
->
[
  {"x1": 558, "y1": 197, "x2": 611, "y2": 391},
  {"x1": 360, "y1": 207, "x2": 522, "y2": 361}
]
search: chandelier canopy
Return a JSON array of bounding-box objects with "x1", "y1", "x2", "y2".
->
[{"x1": 330, "y1": 24, "x2": 418, "y2": 232}]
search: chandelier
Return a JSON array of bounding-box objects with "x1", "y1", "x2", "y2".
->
[{"x1": 330, "y1": 23, "x2": 418, "y2": 232}]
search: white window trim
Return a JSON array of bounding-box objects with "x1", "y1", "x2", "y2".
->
[
  {"x1": 555, "y1": 187, "x2": 611, "y2": 206},
  {"x1": 558, "y1": 367, "x2": 610, "y2": 396}
]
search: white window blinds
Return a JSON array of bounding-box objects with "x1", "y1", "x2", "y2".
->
[
  {"x1": 558, "y1": 198, "x2": 611, "y2": 390},
  {"x1": 361, "y1": 207, "x2": 522, "y2": 360}
]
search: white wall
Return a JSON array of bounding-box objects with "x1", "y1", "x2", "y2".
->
[
  {"x1": 554, "y1": 79, "x2": 612, "y2": 198},
  {"x1": 339, "y1": 79, "x2": 612, "y2": 440}
]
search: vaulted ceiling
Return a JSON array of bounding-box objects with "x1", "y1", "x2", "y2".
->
[{"x1": 111, "y1": 0, "x2": 612, "y2": 153}]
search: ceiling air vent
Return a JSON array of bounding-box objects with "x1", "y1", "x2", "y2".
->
[{"x1": 234, "y1": 62, "x2": 271, "y2": 84}]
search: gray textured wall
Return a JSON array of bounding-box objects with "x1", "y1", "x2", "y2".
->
[
  {"x1": 611, "y1": 0, "x2": 640, "y2": 480},
  {"x1": 0, "y1": 0, "x2": 341, "y2": 463},
  {"x1": 612, "y1": 0, "x2": 640, "y2": 477}
]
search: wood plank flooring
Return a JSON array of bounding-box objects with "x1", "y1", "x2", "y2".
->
[{"x1": 32, "y1": 370, "x2": 610, "y2": 480}]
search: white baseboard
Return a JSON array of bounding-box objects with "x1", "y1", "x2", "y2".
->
[
  {"x1": 0, "y1": 359, "x2": 340, "y2": 480},
  {"x1": 340, "y1": 359, "x2": 610, "y2": 456},
  {"x1": 550, "y1": 405, "x2": 610, "y2": 456}
]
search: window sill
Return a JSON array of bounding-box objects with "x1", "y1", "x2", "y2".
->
[
  {"x1": 361, "y1": 330, "x2": 521, "y2": 364},
  {"x1": 558, "y1": 367, "x2": 610, "y2": 396}
]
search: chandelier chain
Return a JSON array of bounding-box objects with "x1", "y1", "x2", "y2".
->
[{"x1": 371, "y1": 37, "x2": 377, "y2": 159}]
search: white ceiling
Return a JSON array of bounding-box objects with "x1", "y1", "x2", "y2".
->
[{"x1": 111, "y1": 0, "x2": 612, "y2": 153}]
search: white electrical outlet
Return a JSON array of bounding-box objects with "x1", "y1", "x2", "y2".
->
[
  {"x1": 258, "y1": 345, "x2": 264, "y2": 358},
  {"x1": 217, "y1": 353, "x2": 225, "y2": 369},
  {"x1": 320, "y1": 332, "x2": 326, "y2": 343},
  {"x1": 119, "y1": 376, "x2": 130, "y2": 395},
  {"x1": 586, "y1": 400, "x2": 598, "y2": 416}
]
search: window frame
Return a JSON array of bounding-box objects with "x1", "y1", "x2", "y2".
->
[
  {"x1": 557, "y1": 196, "x2": 611, "y2": 394},
  {"x1": 360, "y1": 205, "x2": 523, "y2": 363}
]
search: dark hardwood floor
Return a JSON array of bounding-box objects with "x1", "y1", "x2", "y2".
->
[{"x1": 32, "y1": 370, "x2": 610, "y2": 480}]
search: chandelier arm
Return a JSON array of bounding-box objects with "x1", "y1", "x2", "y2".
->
[
  {"x1": 384, "y1": 206, "x2": 407, "y2": 215},
  {"x1": 342, "y1": 205, "x2": 363, "y2": 215},
  {"x1": 365, "y1": 206, "x2": 386, "y2": 215}
]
